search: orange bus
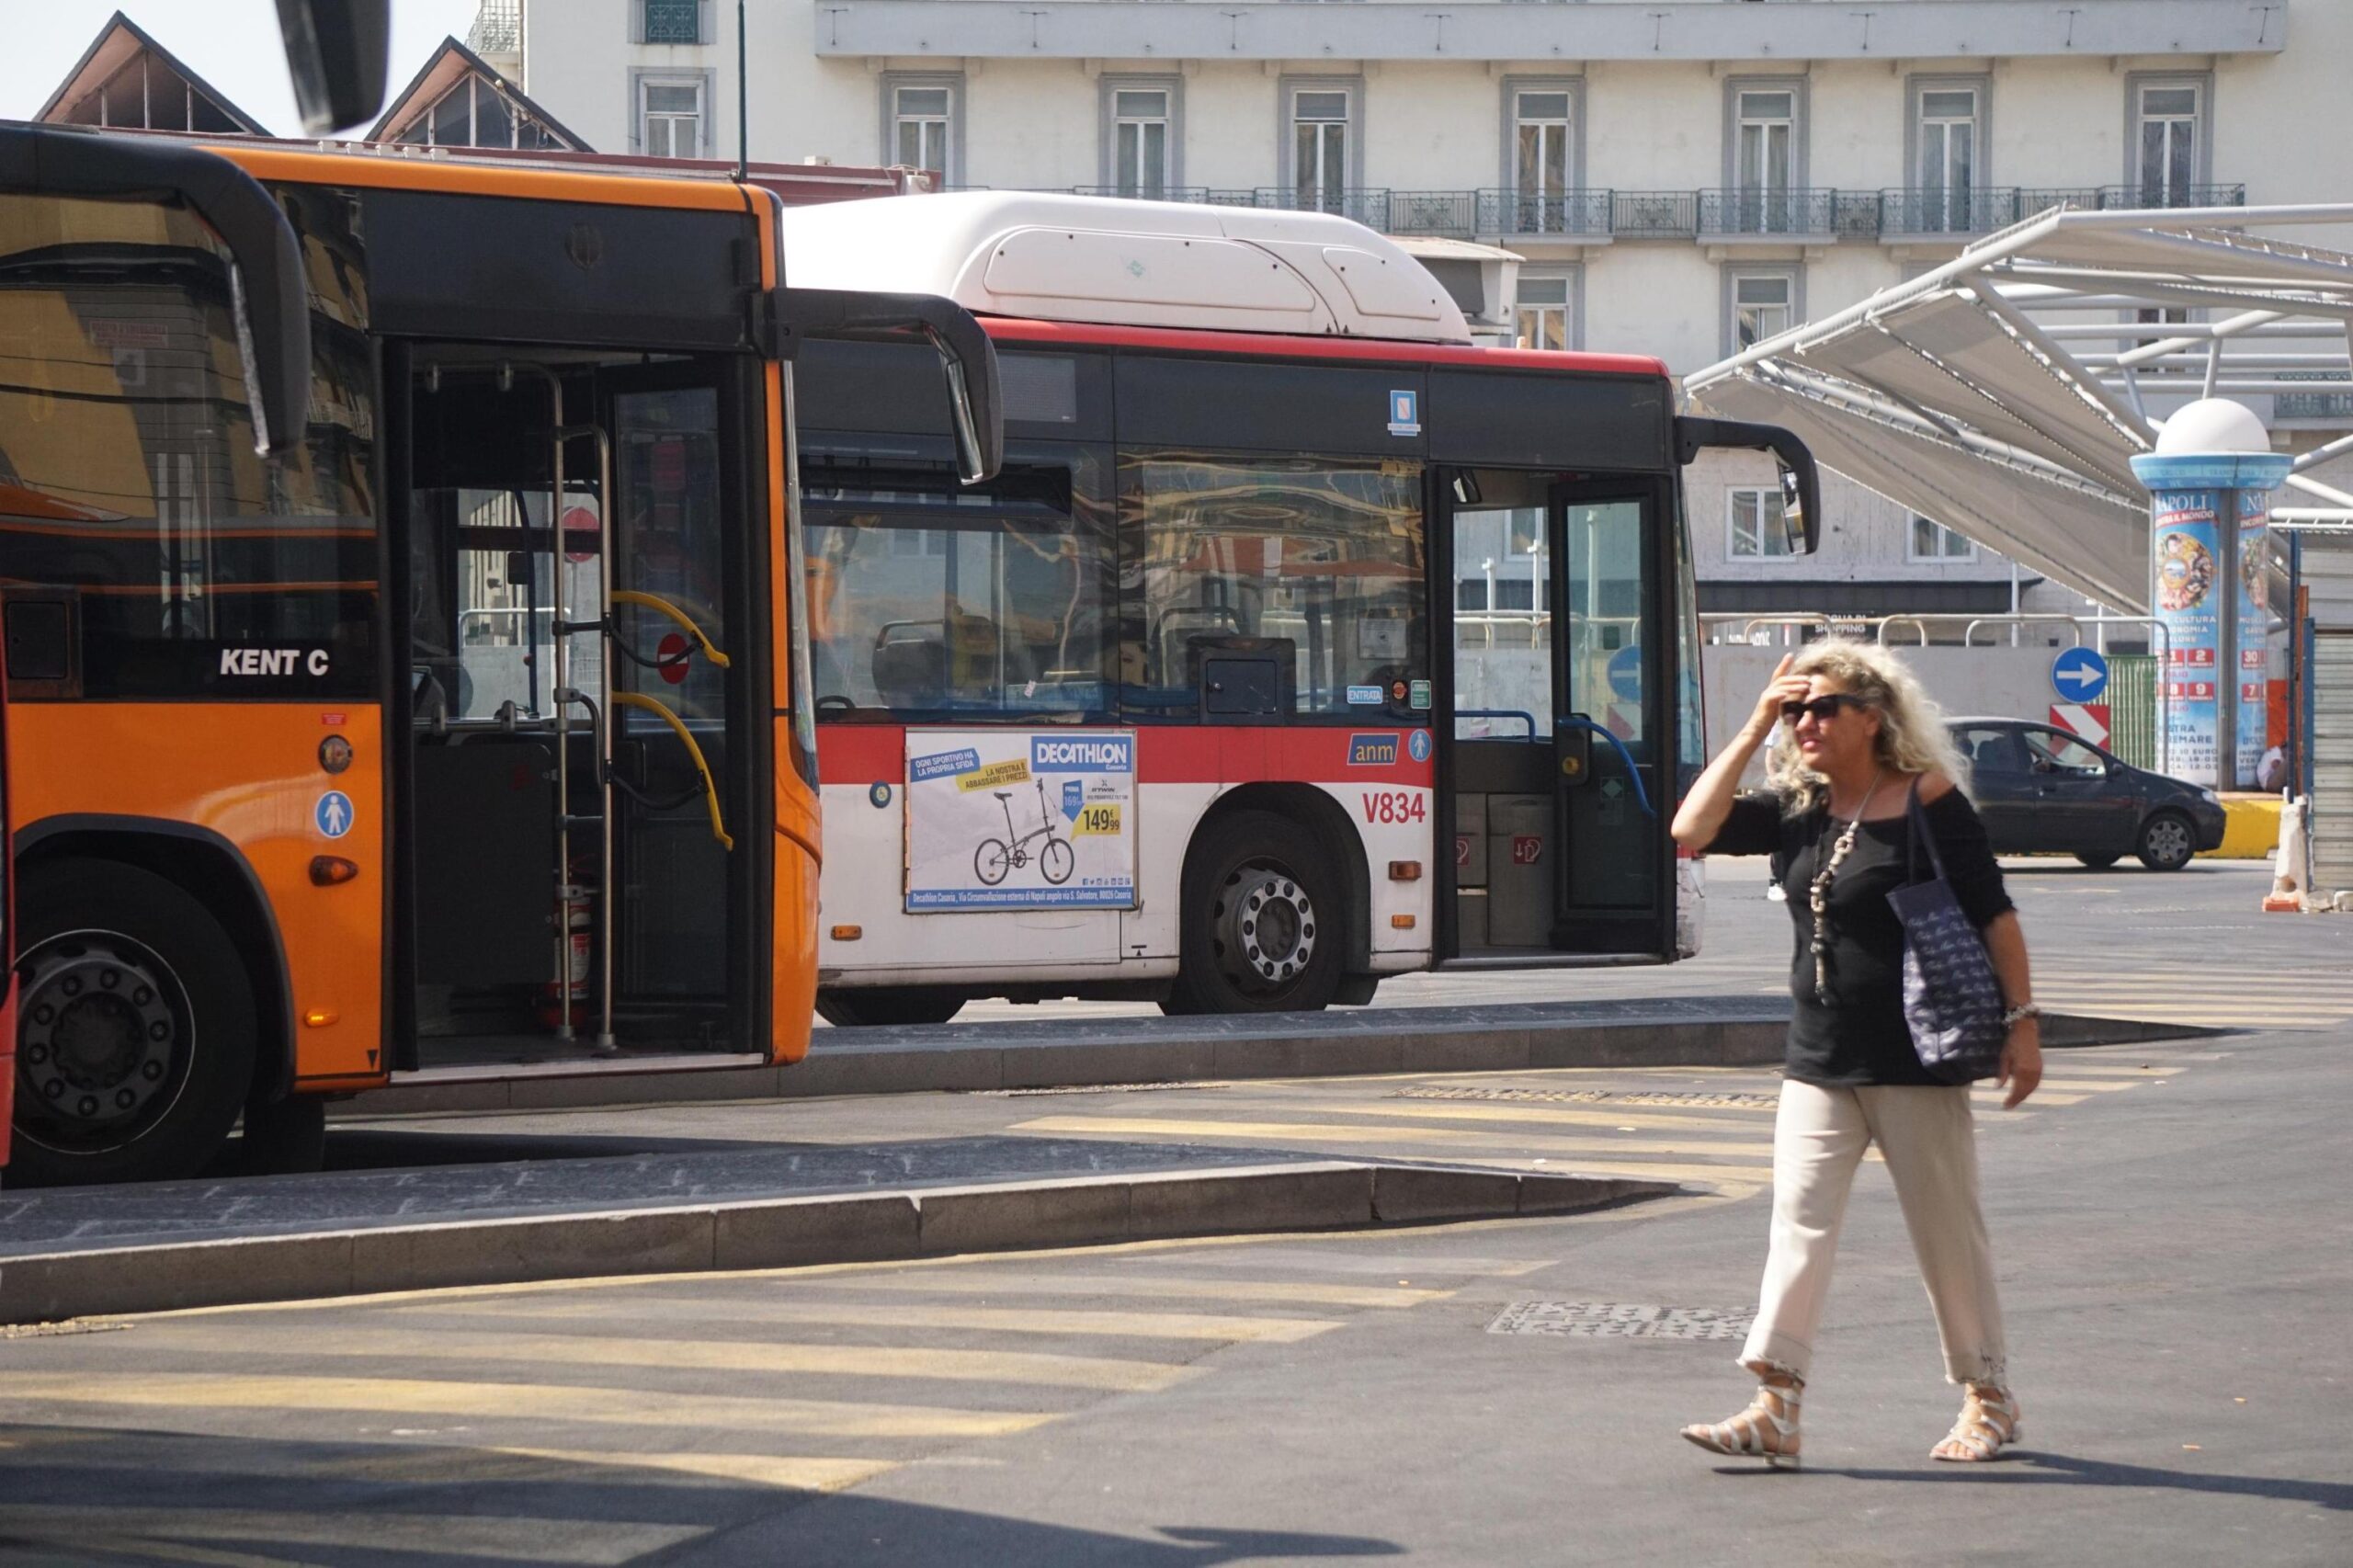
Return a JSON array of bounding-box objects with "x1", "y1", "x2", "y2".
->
[{"x1": 0, "y1": 123, "x2": 999, "y2": 1184}]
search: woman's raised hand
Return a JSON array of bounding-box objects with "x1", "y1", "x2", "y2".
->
[{"x1": 1747, "y1": 654, "x2": 1813, "y2": 740}]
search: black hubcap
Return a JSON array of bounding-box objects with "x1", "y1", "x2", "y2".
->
[{"x1": 17, "y1": 933, "x2": 188, "y2": 1151}]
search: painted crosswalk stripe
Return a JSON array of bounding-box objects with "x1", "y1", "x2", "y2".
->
[
  {"x1": 786, "y1": 1274, "x2": 1448, "y2": 1309},
  {"x1": 171, "y1": 1326, "x2": 1201, "y2": 1393},
  {"x1": 317, "y1": 1447, "x2": 895, "y2": 1491},
  {"x1": 1014, "y1": 1113, "x2": 1779, "y2": 1162},
  {"x1": 1217, "y1": 1099, "x2": 1785, "y2": 1133},
  {"x1": 424, "y1": 1298, "x2": 1345, "y2": 1343},
  {"x1": 0, "y1": 1372, "x2": 1052, "y2": 1439}
]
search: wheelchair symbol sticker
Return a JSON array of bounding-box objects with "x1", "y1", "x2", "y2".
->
[{"x1": 314, "y1": 790, "x2": 355, "y2": 839}]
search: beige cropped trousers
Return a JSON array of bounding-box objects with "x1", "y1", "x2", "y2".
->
[{"x1": 1739, "y1": 1078, "x2": 2007, "y2": 1387}]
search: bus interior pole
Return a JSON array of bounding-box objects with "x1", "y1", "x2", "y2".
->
[
  {"x1": 519, "y1": 363, "x2": 575, "y2": 1040},
  {"x1": 592, "y1": 428, "x2": 618, "y2": 1051},
  {"x1": 735, "y1": 0, "x2": 749, "y2": 180}
]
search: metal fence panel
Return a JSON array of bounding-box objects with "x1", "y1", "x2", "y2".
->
[
  {"x1": 2309, "y1": 632, "x2": 2353, "y2": 892},
  {"x1": 2108, "y1": 654, "x2": 2157, "y2": 770}
]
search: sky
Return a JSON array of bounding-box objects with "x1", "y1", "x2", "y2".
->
[{"x1": 1, "y1": 1, "x2": 486, "y2": 131}]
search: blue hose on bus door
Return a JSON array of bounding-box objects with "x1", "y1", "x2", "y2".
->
[{"x1": 1556, "y1": 715, "x2": 1656, "y2": 818}]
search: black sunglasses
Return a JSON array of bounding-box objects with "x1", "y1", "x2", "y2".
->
[{"x1": 1779, "y1": 694, "x2": 1870, "y2": 723}]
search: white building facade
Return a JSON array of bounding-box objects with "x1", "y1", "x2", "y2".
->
[{"x1": 483, "y1": 0, "x2": 2349, "y2": 631}]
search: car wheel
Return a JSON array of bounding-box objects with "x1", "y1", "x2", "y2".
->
[
  {"x1": 2074, "y1": 852, "x2": 2122, "y2": 869},
  {"x1": 2135, "y1": 811, "x2": 2197, "y2": 871}
]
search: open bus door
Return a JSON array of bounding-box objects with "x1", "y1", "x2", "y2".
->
[{"x1": 0, "y1": 666, "x2": 12, "y2": 1181}]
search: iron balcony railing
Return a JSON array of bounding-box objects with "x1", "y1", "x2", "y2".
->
[
  {"x1": 642, "y1": 0, "x2": 701, "y2": 44},
  {"x1": 929, "y1": 180, "x2": 2245, "y2": 242},
  {"x1": 2101, "y1": 183, "x2": 2246, "y2": 210},
  {"x1": 2276, "y1": 372, "x2": 2353, "y2": 421},
  {"x1": 1611, "y1": 190, "x2": 1700, "y2": 239},
  {"x1": 1481, "y1": 189, "x2": 1614, "y2": 238}
]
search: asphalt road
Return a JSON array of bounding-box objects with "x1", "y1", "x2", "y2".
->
[
  {"x1": 3, "y1": 1028, "x2": 2347, "y2": 1565},
  {"x1": 950, "y1": 858, "x2": 2353, "y2": 1032}
]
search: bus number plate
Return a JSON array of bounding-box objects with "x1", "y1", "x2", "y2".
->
[{"x1": 1360, "y1": 791, "x2": 1426, "y2": 825}]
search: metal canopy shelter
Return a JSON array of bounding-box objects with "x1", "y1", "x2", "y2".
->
[{"x1": 1685, "y1": 203, "x2": 2353, "y2": 614}]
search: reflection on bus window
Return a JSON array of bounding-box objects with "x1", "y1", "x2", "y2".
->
[
  {"x1": 1119, "y1": 450, "x2": 1427, "y2": 720},
  {"x1": 0, "y1": 187, "x2": 376, "y2": 698},
  {"x1": 804, "y1": 477, "x2": 1108, "y2": 720},
  {"x1": 1563, "y1": 500, "x2": 1647, "y2": 747}
]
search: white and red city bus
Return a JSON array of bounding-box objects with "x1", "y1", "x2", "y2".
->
[{"x1": 775, "y1": 194, "x2": 1820, "y2": 1022}]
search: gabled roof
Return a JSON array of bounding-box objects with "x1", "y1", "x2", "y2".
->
[
  {"x1": 36, "y1": 10, "x2": 270, "y2": 136},
  {"x1": 368, "y1": 35, "x2": 591, "y2": 152}
]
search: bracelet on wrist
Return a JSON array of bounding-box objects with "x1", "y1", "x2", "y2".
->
[{"x1": 2002, "y1": 1002, "x2": 2041, "y2": 1028}]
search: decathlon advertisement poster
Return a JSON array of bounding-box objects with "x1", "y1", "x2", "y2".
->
[{"x1": 904, "y1": 730, "x2": 1138, "y2": 911}]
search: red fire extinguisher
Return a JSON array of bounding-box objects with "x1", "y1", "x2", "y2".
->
[{"x1": 538, "y1": 871, "x2": 594, "y2": 1030}]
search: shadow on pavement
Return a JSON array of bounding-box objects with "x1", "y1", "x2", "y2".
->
[
  {"x1": 0, "y1": 1424, "x2": 1408, "y2": 1565},
  {"x1": 1814, "y1": 1451, "x2": 2352, "y2": 1510}
]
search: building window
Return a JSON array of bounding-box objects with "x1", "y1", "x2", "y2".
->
[
  {"x1": 1514, "y1": 89, "x2": 1572, "y2": 233},
  {"x1": 1916, "y1": 85, "x2": 1979, "y2": 230},
  {"x1": 1515, "y1": 273, "x2": 1574, "y2": 352},
  {"x1": 1111, "y1": 87, "x2": 1172, "y2": 198},
  {"x1": 1910, "y1": 517, "x2": 1978, "y2": 562},
  {"x1": 1290, "y1": 86, "x2": 1352, "y2": 212},
  {"x1": 1728, "y1": 270, "x2": 1797, "y2": 354},
  {"x1": 894, "y1": 85, "x2": 953, "y2": 175},
  {"x1": 637, "y1": 75, "x2": 704, "y2": 157},
  {"x1": 1728, "y1": 488, "x2": 1793, "y2": 559},
  {"x1": 1735, "y1": 88, "x2": 1795, "y2": 196},
  {"x1": 2134, "y1": 80, "x2": 2202, "y2": 206},
  {"x1": 640, "y1": 0, "x2": 704, "y2": 45}
]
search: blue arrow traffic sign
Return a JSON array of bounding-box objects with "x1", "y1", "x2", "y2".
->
[
  {"x1": 2051, "y1": 645, "x2": 2110, "y2": 702},
  {"x1": 1607, "y1": 644, "x2": 1644, "y2": 702}
]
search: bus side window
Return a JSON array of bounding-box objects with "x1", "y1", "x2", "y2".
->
[{"x1": 1117, "y1": 449, "x2": 1427, "y2": 720}]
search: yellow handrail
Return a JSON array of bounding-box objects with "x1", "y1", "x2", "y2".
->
[
  {"x1": 612, "y1": 589, "x2": 731, "y2": 669},
  {"x1": 612, "y1": 690, "x2": 733, "y2": 850}
]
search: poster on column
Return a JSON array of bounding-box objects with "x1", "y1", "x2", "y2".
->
[
  {"x1": 2234, "y1": 489, "x2": 2271, "y2": 790},
  {"x1": 2152, "y1": 490, "x2": 2221, "y2": 787},
  {"x1": 904, "y1": 730, "x2": 1138, "y2": 911}
]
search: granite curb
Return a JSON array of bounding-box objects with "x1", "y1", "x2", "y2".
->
[
  {"x1": 347, "y1": 1007, "x2": 2211, "y2": 1119},
  {"x1": 0, "y1": 1163, "x2": 1668, "y2": 1324}
]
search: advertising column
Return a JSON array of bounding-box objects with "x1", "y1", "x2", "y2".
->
[{"x1": 2129, "y1": 401, "x2": 2291, "y2": 790}]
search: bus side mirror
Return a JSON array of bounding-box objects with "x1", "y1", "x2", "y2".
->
[
  {"x1": 1674, "y1": 415, "x2": 1823, "y2": 556},
  {"x1": 765, "y1": 287, "x2": 1005, "y2": 484},
  {"x1": 275, "y1": 0, "x2": 391, "y2": 134}
]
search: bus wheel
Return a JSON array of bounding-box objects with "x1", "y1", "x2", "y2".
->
[
  {"x1": 11, "y1": 860, "x2": 257, "y2": 1187},
  {"x1": 1166, "y1": 811, "x2": 1343, "y2": 1015},
  {"x1": 238, "y1": 1093, "x2": 328, "y2": 1176},
  {"x1": 815, "y1": 988, "x2": 967, "y2": 1028}
]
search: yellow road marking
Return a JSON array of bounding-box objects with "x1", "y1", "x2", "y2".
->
[
  {"x1": 1431, "y1": 1155, "x2": 1778, "y2": 1186},
  {"x1": 1014, "y1": 1113, "x2": 1779, "y2": 1161},
  {"x1": 0, "y1": 1507, "x2": 701, "y2": 1565},
  {"x1": 2031, "y1": 1063, "x2": 2187, "y2": 1077},
  {"x1": 786, "y1": 1274, "x2": 1448, "y2": 1309},
  {"x1": 1973, "y1": 1090, "x2": 2087, "y2": 1106},
  {"x1": 170, "y1": 1326, "x2": 1199, "y2": 1393},
  {"x1": 1222, "y1": 1098, "x2": 1782, "y2": 1133},
  {"x1": 317, "y1": 1447, "x2": 895, "y2": 1492},
  {"x1": 0, "y1": 1372, "x2": 1051, "y2": 1440},
  {"x1": 433, "y1": 1298, "x2": 1344, "y2": 1343}
]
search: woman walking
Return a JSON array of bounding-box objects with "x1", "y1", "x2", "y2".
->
[{"x1": 1669, "y1": 641, "x2": 2041, "y2": 1468}]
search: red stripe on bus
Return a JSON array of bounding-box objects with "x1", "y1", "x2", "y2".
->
[
  {"x1": 979, "y1": 317, "x2": 1669, "y2": 380},
  {"x1": 818, "y1": 724, "x2": 1434, "y2": 788}
]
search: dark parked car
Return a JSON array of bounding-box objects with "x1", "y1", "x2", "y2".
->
[{"x1": 1947, "y1": 717, "x2": 2229, "y2": 871}]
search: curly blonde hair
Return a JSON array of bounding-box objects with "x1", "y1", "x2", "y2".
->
[{"x1": 1765, "y1": 639, "x2": 1971, "y2": 812}]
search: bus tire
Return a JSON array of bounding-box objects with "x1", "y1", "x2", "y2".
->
[
  {"x1": 1165, "y1": 811, "x2": 1344, "y2": 1016},
  {"x1": 11, "y1": 859, "x2": 257, "y2": 1187},
  {"x1": 238, "y1": 1092, "x2": 328, "y2": 1176},
  {"x1": 815, "y1": 988, "x2": 967, "y2": 1028}
]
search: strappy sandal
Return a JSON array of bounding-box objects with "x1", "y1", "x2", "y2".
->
[
  {"x1": 1931, "y1": 1384, "x2": 2021, "y2": 1462},
  {"x1": 1679, "y1": 1377, "x2": 1802, "y2": 1468}
]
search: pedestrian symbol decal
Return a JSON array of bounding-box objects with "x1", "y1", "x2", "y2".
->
[
  {"x1": 1408, "y1": 729, "x2": 1433, "y2": 763},
  {"x1": 314, "y1": 790, "x2": 354, "y2": 839}
]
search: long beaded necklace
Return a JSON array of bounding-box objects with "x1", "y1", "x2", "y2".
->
[{"x1": 1808, "y1": 770, "x2": 1885, "y2": 1002}]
